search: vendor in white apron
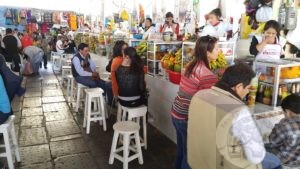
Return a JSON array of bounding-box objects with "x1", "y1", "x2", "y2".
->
[
  {"x1": 142, "y1": 18, "x2": 156, "y2": 40},
  {"x1": 160, "y1": 12, "x2": 179, "y2": 37},
  {"x1": 201, "y1": 8, "x2": 232, "y2": 40},
  {"x1": 249, "y1": 20, "x2": 283, "y2": 73}
]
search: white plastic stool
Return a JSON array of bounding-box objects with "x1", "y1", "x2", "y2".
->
[
  {"x1": 64, "y1": 59, "x2": 72, "y2": 66},
  {"x1": 62, "y1": 66, "x2": 72, "y2": 82},
  {"x1": 75, "y1": 83, "x2": 88, "y2": 112},
  {"x1": 109, "y1": 121, "x2": 143, "y2": 169},
  {"x1": 117, "y1": 105, "x2": 148, "y2": 149},
  {"x1": 0, "y1": 115, "x2": 21, "y2": 169},
  {"x1": 66, "y1": 75, "x2": 74, "y2": 103},
  {"x1": 83, "y1": 88, "x2": 107, "y2": 134},
  {"x1": 282, "y1": 165, "x2": 300, "y2": 169},
  {"x1": 51, "y1": 54, "x2": 61, "y2": 70}
]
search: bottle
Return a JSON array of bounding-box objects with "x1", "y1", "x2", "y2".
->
[
  {"x1": 282, "y1": 85, "x2": 289, "y2": 100},
  {"x1": 291, "y1": 83, "x2": 296, "y2": 94},
  {"x1": 296, "y1": 83, "x2": 300, "y2": 94},
  {"x1": 276, "y1": 86, "x2": 282, "y2": 106},
  {"x1": 256, "y1": 84, "x2": 264, "y2": 103}
]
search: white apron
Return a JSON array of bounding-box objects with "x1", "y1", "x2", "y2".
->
[
  {"x1": 164, "y1": 26, "x2": 174, "y2": 33},
  {"x1": 255, "y1": 36, "x2": 282, "y2": 74}
]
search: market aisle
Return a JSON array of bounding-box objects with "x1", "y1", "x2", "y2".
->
[{"x1": 10, "y1": 65, "x2": 176, "y2": 169}]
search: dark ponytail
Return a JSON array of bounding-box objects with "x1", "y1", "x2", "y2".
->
[{"x1": 184, "y1": 36, "x2": 218, "y2": 77}]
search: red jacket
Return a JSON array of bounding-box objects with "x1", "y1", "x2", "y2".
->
[{"x1": 21, "y1": 35, "x2": 33, "y2": 49}]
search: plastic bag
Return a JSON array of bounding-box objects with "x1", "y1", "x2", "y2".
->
[
  {"x1": 256, "y1": 6, "x2": 273, "y2": 22},
  {"x1": 23, "y1": 60, "x2": 33, "y2": 76}
]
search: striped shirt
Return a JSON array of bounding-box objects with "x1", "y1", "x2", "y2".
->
[{"x1": 171, "y1": 61, "x2": 217, "y2": 120}]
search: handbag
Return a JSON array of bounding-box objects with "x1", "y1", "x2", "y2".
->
[
  {"x1": 23, "y1": 60, "x2": 33, "y2": 76},
  {"x1": 255, "y1": 5, "x2": 273, "y2": 22}
]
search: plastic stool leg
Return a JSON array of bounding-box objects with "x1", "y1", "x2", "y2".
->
[
  {"x1": 75, "y1": 87, "x2": 81, "y2": 112},
  {"x1": 135, "y1": 131, "x2": 144, "y2": 164},
  {"x1": 143, "y1": 115, "x2": 147, "y2": 150},
  {"x1": 123, "y1": 134, "x2": 130, "y2": 169},
  {"x1": 100, "y1": 96, "x2": 107, "y2": 131},
  {"x1": 109, "y1": 131, "x2": 119, "y2": 164},
  {"x1": 67, "y1": 78, "x2": 71, "y2": 102},
  {"x1": 86, "y1": 96, "x2": 92, "y2": 134},
  {"x1": 4, "y1": 130, "x2": 14, "y2": 169},
  {"x1": 83, "y1": 96, "x2": 88, "y2": 128},
  {"x1": 11, "y1": 125, "x2": 21, "y2": 162}
]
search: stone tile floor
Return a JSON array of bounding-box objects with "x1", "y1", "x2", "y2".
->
[{"x1": 4, "y1": 66, "x2": 176, "y2": 169}]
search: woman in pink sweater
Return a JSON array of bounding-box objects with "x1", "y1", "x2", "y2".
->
[{"x1": 171, "y1": 36, "x2": 219, "y2": 169}]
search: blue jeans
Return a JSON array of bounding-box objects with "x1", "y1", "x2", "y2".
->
[
  {"x1": 75, "y1": 76, "x2": 113, "y2": 105},
  {"x1": 262, "y1": 152, "x2": 282, "y2": 169},
  {"x1": 172, "y1": 117, "x2": 191, "y2": 169},
  {"x1": 31, "y1": 52, "x2": 43, "y2": 74}
]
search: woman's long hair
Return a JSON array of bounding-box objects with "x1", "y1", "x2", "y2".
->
[
  {"x1": 124, "y1": 47, "x2": 143, "y2": 74},
  {"x1": 184, "y1": 35, "x2": 218, "y2": 77},
  {"x1": 112, "y1": 40, "x2": 128, "y2": 58}
]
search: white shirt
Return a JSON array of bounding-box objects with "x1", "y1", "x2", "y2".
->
[
  {"x1": 56, "y1": 40, "x2": 64, "y2": 54},
  {"x1": 202, "y1": 21, "x2": 232, "y2": 38},
  {"x1": 72, "y1": 53, "x2": 97, "y2": 77},
  {"x1": 143, "y1": 26, "x2": 156, "y2": 40},
  {"x1": 231, "y1": 107, "x2": 266, "y2": 164}
]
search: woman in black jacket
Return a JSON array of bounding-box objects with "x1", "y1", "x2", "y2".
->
[{"x1": 116, "y1": 47, "x2": 146, "y2": 107}]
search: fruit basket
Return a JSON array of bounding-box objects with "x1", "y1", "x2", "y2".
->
[{"x1": 168, "y1": 70, "x2": 182, "y2": 84}]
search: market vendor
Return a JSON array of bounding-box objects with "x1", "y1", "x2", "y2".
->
[
  {"x1": 201, "y1": 8, "x2": 232, "y2": 39},
  {"x1": 160, "y1": 12, "x2": 179, "y2": 36},
  {"x1": 250, "y1": 20, "x2": 283, "y2": 59},
  {"x1": 142, "y1": 18, "x2": 156, "y2": 40}
]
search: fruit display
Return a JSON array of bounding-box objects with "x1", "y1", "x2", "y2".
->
[
  {"x1": 74, "y1": 32, "x2": 102, "y2": 53},
  {"x1": 280, "y1": 66, "x2": 300, "y2": 79},
  {"x1": 74, "y1": 32, "x2": 83, "y2": 46},
  {"x1": 120, "y1": 9, "x2": 129, "y2": 21},
  {"x1": 136, "y1": 41, "x2": 147, "y2": 57},
  {"x1": 88, "y1": 35, "x2": 99, "y2": 53},
  {"x1": 82, "y1": 33, "x2": 90, "y2": 44},
  {"x1": 209, "y1": 52, "x2": 227, "y2": 70},
  {"x1": 161, "y1": 48, "x2": 182, "y2": 72},
  {"x1": 182, "y1": 33, "x2": 197, "y2": 42}
]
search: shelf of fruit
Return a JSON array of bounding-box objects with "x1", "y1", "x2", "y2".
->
[
  {"x1": 146, "y1": 41, "x2": 182, "y2": 76},
  {"x1": 254, "y1": 60, "x2": 300, "y2": 108},
  {"x1": 74, "y1": 32, "x2": 101, "y2": 54}
]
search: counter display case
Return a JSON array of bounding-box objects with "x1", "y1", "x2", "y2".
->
[
  {"x1": 253, "y1": 59, "x2": 300, "y2": 107},
  {"x1": 147, "y1": 41, "x2": 182, "y2": 76},
  {"x1": 129, "y1": 39, "x2": 143, "y2": 48}
]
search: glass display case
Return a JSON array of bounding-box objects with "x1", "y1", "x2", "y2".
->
[
  {"x1": 147, "y1": 41, "x2": 182, "y2": 76},
  {"x1": 254, "y1": 59, "x2": 300, "y2": 107}
]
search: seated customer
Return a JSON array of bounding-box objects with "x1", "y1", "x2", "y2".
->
[
  {"x1": 116, "y1": 47, "x2": 146, "y2": 107},
  {"x1": 72, "y1": 43, "x2": 113, "y2": 104},
  {"x1": 268, "y1": 94, "x2": 300, "y2": 166},
  {"x1": 0, "y1": 74, "x2": 11, "y2": 124}
]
